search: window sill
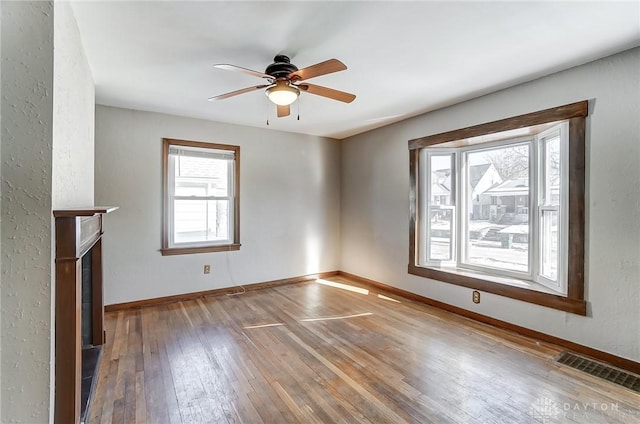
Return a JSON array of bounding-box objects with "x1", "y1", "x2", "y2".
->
[
  {"x1": 432, "y1": 264, "x2": 565, "y2": 295},
  {"x1": 161, "y1": 243, "x2": 241, "y2": 256},
  {"x1": 408, "y1": 263, "x2": 586, "y2": 315}
]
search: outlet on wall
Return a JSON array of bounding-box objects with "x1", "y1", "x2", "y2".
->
[
  {"x1": 472, "y1": 290, "x2": 480, "y2": 304},
  {"x1": 204, "y1": 265, "x2": 211, "y2": 274}
]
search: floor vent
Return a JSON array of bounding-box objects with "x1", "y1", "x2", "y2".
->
[{"x1": 555, "y1": 351, "x2": 640, "y2": 393}]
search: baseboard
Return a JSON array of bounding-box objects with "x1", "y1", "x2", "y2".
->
[
  {"x1": 337, "y1": 271, "x2": 640, "y2": 376},
  {"x1": 104, "y1": 270, "x2": 339, "y2": 312},
  {"x1": 103, "y1": 268, "x2": 639, "y2": 376}
]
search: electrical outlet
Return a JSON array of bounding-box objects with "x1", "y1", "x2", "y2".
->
[
  {"x1": 204, "y1": 265, "x2": 211, "y2": 274},
  {"x1": 472, "y1": 290, "x2": 480, "y2": 304}
]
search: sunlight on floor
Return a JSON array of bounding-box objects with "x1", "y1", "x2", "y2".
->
[
  {"x1": 316, "y1": 279, "x2": 369, "y2": 295},
  {"x1": 378, "y1": 294, "x2": 401, "y2": 303},
  {"x1": 300, "y1": 312, "x2": 373, "y2": 322},
  {"x1": 243, "y1": 323, "x2": 285, "y2": 329}
]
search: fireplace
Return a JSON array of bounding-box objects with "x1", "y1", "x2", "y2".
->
[
  {"x1": 53, "y1": 207, "x2": 117, "y2": 424},
  {"x1": 80, "y1": 249, "x2": 102, "y2": 421}
]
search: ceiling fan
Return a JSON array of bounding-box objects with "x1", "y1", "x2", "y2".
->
[{"x1": 209, "y1": 55, "x2": 356, "y2": 118}]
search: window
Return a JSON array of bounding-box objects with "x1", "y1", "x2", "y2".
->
[
  {"x1": 409, "y1": 102, "x2": 587, "y2": 314},
  {"x1": 162, "y1": 138, "x2": 240, "y2": 255}
]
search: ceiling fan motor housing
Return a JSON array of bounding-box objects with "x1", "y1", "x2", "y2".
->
[{"x1": 265, "y1": 55, "x2": 298, "y2": 79}]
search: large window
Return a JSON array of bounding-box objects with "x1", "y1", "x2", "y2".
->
[
  {"x1": 409, "y1": 102, "x2": 587, "y2": 314},
  {"x1": 162, "y1": 138, "x2": 240, "y2": 255}
]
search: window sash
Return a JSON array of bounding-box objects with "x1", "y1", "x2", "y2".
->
[
  {"x1": 420, "y1": 150, "x2": 456, "y2": 266},
  {"x1": 459, "y1": 140, "x2": 533, "y2": 280},
  {"x1": 533, "y1": 123, "x2": 568, "y2": 292},
  {"x1": 171, "y1": 198, "x2": 233, "y2": 247}
]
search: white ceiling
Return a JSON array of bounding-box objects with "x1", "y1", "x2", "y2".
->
[{"x1": 70, "y1": 1, "x2": 640, "y2": 139}]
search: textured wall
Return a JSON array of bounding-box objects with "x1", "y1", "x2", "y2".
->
[
  {"x1": 341, "y1": 47, "x2": 640, "y2": 362},
  {"x1": 95, "y1": 106, "x2": 341, "y2": 305},
  {"x1": 0, "y1": 2, "x2": 3, "y2": 419},
  {"x1": 1, "y1": 2, "x2": 55, "y2": 422},
  {"x1": 52, "y1": 1, "x2": 95, "y2": 209}
]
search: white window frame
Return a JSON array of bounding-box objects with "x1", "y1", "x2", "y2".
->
[
  {"x1": 534, "y1": 123, "x2": 569, "y2": 293},
  {"x1": 419, "y1": 149, "x2": 457, "y2": 267},
  {"x1": 419, "y1": 123, "x2": 568, "y2": 294}
]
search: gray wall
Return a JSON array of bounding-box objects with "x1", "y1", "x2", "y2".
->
[
  {"x1": 95, "y1": 106, "x2": 341, "y2": 305},
  {"x1": 341, "y1": 47, "x2": 640, "y2": 362}
]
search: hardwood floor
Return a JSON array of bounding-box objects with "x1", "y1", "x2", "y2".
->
[{"x1": 89, "y1": 276, "x2": 640, "y2": 423}]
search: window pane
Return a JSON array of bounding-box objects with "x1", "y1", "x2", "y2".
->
[
  {"x1": 175, "y1": 155, "x2": 229, "y2": 197},
  {"x1": 465, "y1": 145, "x2": 529, "y2": 273},
  {"x1": 429, "y1": 207, "x2": 453, "y2": 261},
  {"x1": 174, "y1": 199, "x2": 230, "y2": 244},
  {"x1": 543, "y1": 135, "x2": 560, "y2": 206},
  {"x1": 540, "y1": 210, "x2": 558, "y2": 280},
  {"x1": 427, "y1": 154, "x2": 454, "y2": 262}
]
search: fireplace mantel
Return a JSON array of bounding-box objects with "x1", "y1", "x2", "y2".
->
[
  {"x1": 53, "y1": 206, "x2": 117, "y2": 424},
  {"x1": 53, "y1": 206, "x2": 118, "y2": 218}
]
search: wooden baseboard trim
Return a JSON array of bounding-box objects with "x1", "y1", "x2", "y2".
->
[
  {"x1": 105, "y1": 271, "x2": 339, "y2": 312},
  {"x1": 104, "y1": 269, "x2": 639, "y2": 375},
  {"x1": 337, "y1": 271, "x2": 640, "y2": 376}
]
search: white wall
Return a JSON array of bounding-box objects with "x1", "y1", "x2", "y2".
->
[
  {"x1": 95, "y1": 106, "x2": 341, "y2": 305},
  {"x1": 52, "y1": 1, "x2": 95, "y2": 209},
  {"x1": 341, "y1": 47, "x2": 640, "y2": 362},
  {"x1": 1, "y1": 2, "x2": 54, "y2": 422},
  {"x1": 1, "y1": 2, "x2": 94, "y2": 421}
]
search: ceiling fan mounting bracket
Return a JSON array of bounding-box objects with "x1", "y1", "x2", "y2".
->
[
  {"x1": 274, "y1": 54, "x2": 291, "y2": 63},
  {"x1": 265, "y1": 55, "x2": 298, "y2": 79}
]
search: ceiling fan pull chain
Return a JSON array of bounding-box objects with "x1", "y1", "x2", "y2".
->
[
  {"x1": 266, "y1": 98, "x2": 270, "y2": 126},
  {"x1": 297, "y1": 97, "x2": 301, "y2": 121}
]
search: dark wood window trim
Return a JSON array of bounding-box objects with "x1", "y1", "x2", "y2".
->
[
  {"x1": 161, "y1": 138, "x2": 240, "y2": 256},
  {"x1": 408, "y1": 101, "x2": 587, "y2": 315}
]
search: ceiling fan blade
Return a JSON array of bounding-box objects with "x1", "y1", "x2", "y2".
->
[
  {"x1": 297, "y1": 83, "x2": 356, "y2": 103},
  {"x1": 213, "y1": 64, "x2": 273, "y2": 80},
  {"x1": 208, "y1": 84, "x2": 271, "y2": 101},
  {"x1": 277, "y1": 104, "x2": 290, "y2": 118},
  {"x1": 289, "y1": 59, "x2": 347, "y2": 81}
]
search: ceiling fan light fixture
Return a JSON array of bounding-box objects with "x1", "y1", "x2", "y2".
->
[{"x1": 266, "y1": 84, "x2": 300, "y2": 106}]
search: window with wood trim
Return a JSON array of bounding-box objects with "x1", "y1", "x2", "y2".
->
[
  {"x1": 162, "y1": 138, "x2": 240, "y2": 256},
  {"x1": 408, "y1": 101, "x2": 587, "y2": 315}
]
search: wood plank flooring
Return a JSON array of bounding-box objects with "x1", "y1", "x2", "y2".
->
[{"x1": 89, "y1": 276, "x2": 640, "y2": 423}]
